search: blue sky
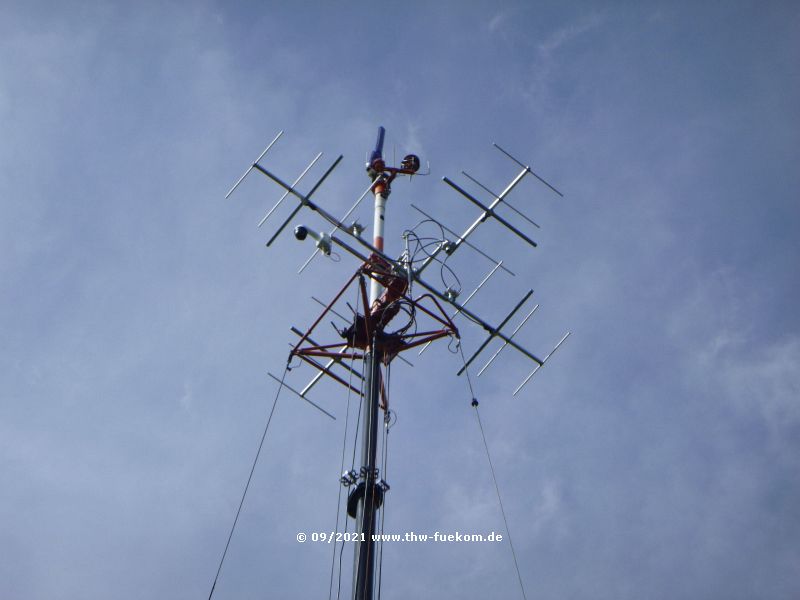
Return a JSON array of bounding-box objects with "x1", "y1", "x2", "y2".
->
[{"x1": 1, "y1": 1, "x2": 799, "y2": 599}]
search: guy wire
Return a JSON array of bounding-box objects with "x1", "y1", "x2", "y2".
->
[
  {"x1": 207, "y1": 363, "x2": 289, "y2": 600},
  {"x1": 457, "y1": 344, "x2": 528, "y2": 600}
]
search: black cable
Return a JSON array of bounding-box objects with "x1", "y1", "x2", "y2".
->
[
  {"x1": 207, "y1": 364, "x2": 289, "y2": 600},
  {"x1": 328, "y1": 346, "x2": 359, "y2": 600},
  {"x1": 337, "y1": 284, "x2": 369, "y2": 600},
  {"x1": 376, "y1": 366, "x2": 392, "y2": 600}
]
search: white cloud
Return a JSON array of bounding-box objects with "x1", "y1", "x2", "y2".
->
[
  {"x1": 723, "y1": 336, "x2": 800, "y2": 457},
  {"x1": 670, "y1": 267, "x2": 799, "y2": 461},
  {"x1": 179, "y1": 380, "x2": 193, "y2": 411},
  {"x1": 488, "y1": 11, "x2": 508, "y2": 35},
  {"x1": 537, "y1": 14, "x2": 604, "y2": 58},
  {"x1": 522, "y1": 13, "x2": 605, "y2": 116}
]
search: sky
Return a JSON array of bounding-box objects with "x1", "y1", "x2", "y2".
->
[{"x1": 1, "y1": 1, "x2": 799, "y2": 598}]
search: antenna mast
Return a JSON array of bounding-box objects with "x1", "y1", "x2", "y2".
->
[
  {"x1": 225, "y1": 125, "x2": 568, "y2": 599},
  {"x1": 353, "y1": 125, "x2": 389, "y2": 600}
]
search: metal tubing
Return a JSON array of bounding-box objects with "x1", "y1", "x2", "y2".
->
[
  {"x1": 329, "y1": 234, "x2": 545, "y2": 367},
  {"x1": 410, "y1": 203, "x2": 515, "y2": 275},
  {"x1": 256, "y1": 155, "x2": 343, "y2": 246},
  {"x1": 298, "y1": 180, "x2": 375, "y2": 273},
  {"x1": 493, "y1": 143, "x2": 564, "y2": 197},
  {"x1": 477, "y1": 304, "x2": 539, "y2": 376},
  {"x1": 443, "y1": 177, "x2": 538, "y2": 248},
  {"x1": 290, "y1": 327, "x2": 364, "y2": 385},
  {"x1": 307, "y1": 296, "x2": 415, "y2": 368},
  {"x1": 258, "y1": 152, "x2": 323, "y2": 227},
  {"x1": 461, "y1": 171, "x2": 541, "y2": 229},
  {"x1": 415, "y1": 166, "x2": 529, "y2": 277},
  {"x1": 295, "y1": 354, "x2": 364, "y2": 395},
  {"x1": 458, "y1": 290, "x2": 534, "y2": 375},
  {"x1": 418, "y1": 260, "x2": 505, "y2": 355},
  {"x1": 512, "y1": 331, "x2": 571, "y2": 396},
  {"x1": 369, "y1": 186, "x2": 388, "y2": 303},
  {"x1": 290, "y1": 271, "x2": 362, "y2": 354},
  {"x1": 225, "y1": 131, "x2": 283, "y2": 199},
  {"x1": 352, "y1": 351, "x2": 381, "y2": 600},
  {"x1": 267, "y1": 372, "x2": 335, "y2": 420}
]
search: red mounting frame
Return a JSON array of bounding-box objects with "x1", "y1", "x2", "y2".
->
[{"x1": 290, "y1": 255, "x2": 459, "y2": 406}]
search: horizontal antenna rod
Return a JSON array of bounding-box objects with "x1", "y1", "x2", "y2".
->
[
  {"x1": 458, "y1": 290, "x2": 535, "y2": 375},
  {"x1": 298, "y1": 179, "x2": 376, "y2": 274},
  {"x1": 257, "y1": 155, "x2": 343, "y2": 247},
  {"x1": 461, "y1": 171, "x2": 540, "y2": 229},
  {"x1": 477, "y1": 304, "x2": 539, "y2": 376},
  {"x1": 418, "y1": 260, "x2": 506, "y2": 355},
  {"x1": 410, "y1": 203, "x2": 515, "y2": 276},
  {"x1": 225, "y1": 131, "x2": 283, "y2": 199},
  {"x1": 267, "y1": 372, "x2": 336, "y2": 420},
  {"x1": 258, "y1": 152, "x2": 323, "y2": 228},
  {"x1": 291, "y1": 326, "x2": 364, "y2": 380},
  {"x1": 512, "y1": 331, "x2": 571, "y2": 396},
  {"x1": 415, "y1": 165, "x2": 530, "y2": 277},
  {"x1": 493, "y1": 143, "x2": 563, "y2": 197},
  {"x1": 443, "y1": 177, "x2": 538, "y2": 248},
  {"x1": 328, "y1": 234, "x2": 546, "y2": 368}
]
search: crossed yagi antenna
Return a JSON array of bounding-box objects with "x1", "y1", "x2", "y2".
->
[{"x1": 226, "y1": 128, "x2": 569, "y2": 406}]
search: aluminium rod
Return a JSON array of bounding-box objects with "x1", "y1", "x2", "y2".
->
[
  {"x1": 329, "y1": 234, "x2": 546, "y2": 368},
  {"x1": 414, "y1": 165, "x2": 530, "y2": 277},
  {"x1": 409, "y1": 203, "x2": 515, "y2": 276},
  {"x1": 257, "y1": 155, "x2": 343, "y2": 247},
  {"x1": 418, "y1": 260, "x2": 505, "y2": 355},
  {"x1": 493, "y1": 143, "x2": 564, "y2": 197},
  {"x1": 224, "y1": 131, "x2": 283, "y2": 199},
  {"x1": 258, "y1": 152, "x2": 323, "y2": 227},
  {"x1": 266, "y1": 372, "x2": 336, "y2": 420},
  {"x1": 512, "y1": 331, "x2": 571, "y2": 396},
  {"x1": 477, "y1": 304, "x2": 539, "y2": 376},
  {"x1": 461, "y1": 171, "x2": 541, "y2": 229},
  {"x1": 458, "y1": 290, "x2": 534, "y2": 375},
  {"x1": 298, "y1": 180, "x2": 375, "y2": 273},
  {"x1": 442, "y1": 177, "x2": 538, "y2": 248}
]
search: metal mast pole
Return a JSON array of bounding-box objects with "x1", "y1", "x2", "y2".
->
[
  {"x1": 352, "y1": 126, "x2": 389, "y2": 600},
  {"x1": 352, "y1": 179, "x2": 387, "y2": 600}
]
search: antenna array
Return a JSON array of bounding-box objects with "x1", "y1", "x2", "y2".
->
[
  {"x1": 227, "y1": 129, "x2": 569, "y2": 402},
  {"x1": 226, "y1": 126, "x2": 569, "y2": 600}
]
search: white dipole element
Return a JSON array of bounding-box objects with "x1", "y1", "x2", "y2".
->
[{"x1": 369, "y1": 180, "x2": 389, "y2": 304}]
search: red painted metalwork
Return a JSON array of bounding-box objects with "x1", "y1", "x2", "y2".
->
[{"x1": 289, "y1": 255, "x2": 460, "y2": 403}]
